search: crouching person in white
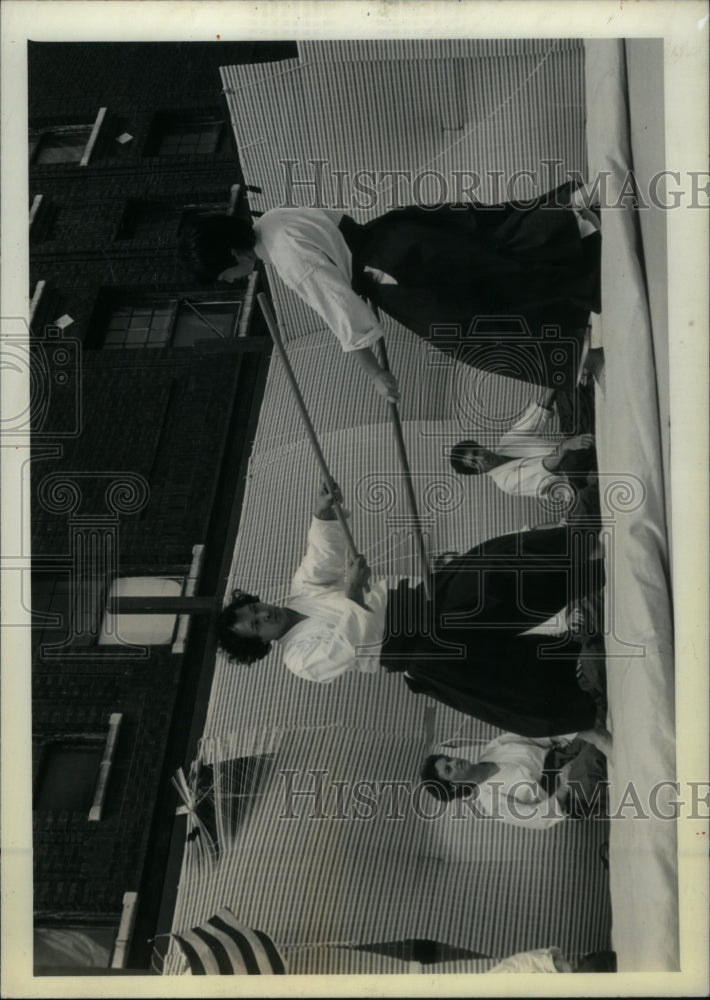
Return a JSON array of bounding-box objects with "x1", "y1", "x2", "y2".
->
[{"x1": 420, "y1": 729, "x2": 611, "y2": 830}]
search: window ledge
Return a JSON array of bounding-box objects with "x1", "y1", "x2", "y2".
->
[
  {"x1": 29, "y1": 194, "x2": 44, "y2": 227},
  {"x1": 237, "y1": 270, "x2": 260, "y2": 337},
  {"x1": 79, "y1": 107, "x2": 107, "y2": 167},
  {"x1": 110, "y1": 891, "x2": 138, "y2": 968},
  {"x1": 30, "y1": 280, "x2": 46, "y2": 323},
  {"x1": 88, "y1": 712, "x2": 122, "y2": 821},
  {"x1": 171, "y1": 544, "x2": 206, "y2": 655}
]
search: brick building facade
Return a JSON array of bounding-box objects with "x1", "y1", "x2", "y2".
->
[{"x1": 28, "y1": 41, "x2": 296, "y2": 972}]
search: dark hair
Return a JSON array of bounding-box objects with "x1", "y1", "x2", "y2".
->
[
  {"x1": 216, "y1": 588, "x2": 271, "y2": 665},
  {"x1": 420, "y1": 754, "x2": 476, "y2": 802},
  {"x1": 179, "y1": 212, "x2": 257, "y2": 282},
  {"x1": 573, "y1": 950, "x2": 617, "y2": 973},
  {"x1": 449, "y1": 440, "x2": 486, "y2": 476}
]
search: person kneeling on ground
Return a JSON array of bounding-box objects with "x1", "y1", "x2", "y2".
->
[
  {"x1": 485, "y1": 946, "x2": 617, "y2": 973},
  {"x1": 450, "y1": 397, "x2": 599, "y2": 519},
  {"x1": 420, "y1": 729, "x2": 611, "y2": 829}
]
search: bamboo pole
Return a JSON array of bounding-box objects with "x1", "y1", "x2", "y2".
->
[
  {"x1": 257, "y1": 293, "x2": 359, "y2": 558},
  {"x1": 376, "y1": 337, "x2": 432, "y2": 598}
]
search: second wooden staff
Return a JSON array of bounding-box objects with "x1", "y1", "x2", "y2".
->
[
  {"x1": 376, "y1": 337, "x2": 432, "y2": 599},
  {"x1": 257, "y1": 293, "x2": 359, "y2": 559}
]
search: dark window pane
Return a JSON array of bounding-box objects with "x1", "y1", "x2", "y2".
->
[
  {"x1": 102, "y1": 304, "x2": 174, "y2": 348},
  {"x1": 34, "y1": 926, "x2": 116, "y2": 970},
  {"x1": 152, "y1": 119, "x2": 222, "y2": 157},
  {"x1": 173, "y1": 301, "x2": 241, "y2": 345},
  {"x1": 35, "y1": 746, "x2": 102, "y2": 811},
  {"x1": 100, "y1": 298, "x2": 240, "y2": 349},
  {"x1": 34, "y1": 127, "x2": 92, "y2": 164}
]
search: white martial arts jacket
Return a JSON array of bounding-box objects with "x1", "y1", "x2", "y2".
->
[
  {"x1": 254, "y1": 207, "x2": 390, "y2": 353},
  {"x1": 445, "y1": 732, "x2": 571, "y2": 829},
  {"x1": 488, "y1": 401, "x2": 566, "y2": 498},
  {"x1": 280, "y1": 516, "x2": 407, "y2": 683}
]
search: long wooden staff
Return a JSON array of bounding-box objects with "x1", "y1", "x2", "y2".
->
[
  {"x1": 257, "y1": 293, "x2": 359, "y2": 559},
  {"x1": 374, "y1": 323, "x2": 432, "y2": 599}
]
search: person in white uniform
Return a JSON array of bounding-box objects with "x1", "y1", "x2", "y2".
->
[
  {"x1": 484, "y1": 947, "x2": 616, "y2": 973},
  {"x1": 180, "y1": 205, "x2": 400, "y2": 403},
  {"x1": 179, "y1": 182, "x2": 601, "y2": 398},
  {"x1": 420, "y1": 729, "x2": 611, "y2": 829},
  {"x1": 449, "y1": 399, "x2": 598, "y2": 513},
  {"x1": 216, "y1": 484, "x2": 609, "y2": 738}
]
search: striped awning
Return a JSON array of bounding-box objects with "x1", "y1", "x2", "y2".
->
[{"x1": 172, "y1": 907, "x2": 286, "y2": 975}]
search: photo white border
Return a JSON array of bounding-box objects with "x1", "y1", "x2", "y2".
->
[{"x1": 2, "y1": 1, "x2": 708, "y2": 997}]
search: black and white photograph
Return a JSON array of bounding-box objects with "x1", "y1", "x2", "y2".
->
[{"x1": 1, "y1": 1, "x2": 708, "y2": 996}]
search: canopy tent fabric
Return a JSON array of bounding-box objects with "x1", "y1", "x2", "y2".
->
[
  {"x1": 583, "y1": 39, "x2": 677, "y2": 971},
  {"x1": 167, "y1": 39, "x2": 615, "y2": 974},
  {"x1": 220, "y1": 38, "x2": 587, "y2": 351},
  {"x1": 166, "y1": 725, "x2": 609, "y2": 974}
]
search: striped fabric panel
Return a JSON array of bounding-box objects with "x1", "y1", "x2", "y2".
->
[
  {"x1": 168, "y1": 40, "x2": 609, "y2": 972},
  {"x1": 173, "y1": 907, "x2": 287, "y2": 975},
  {"x1": 169, "y1": 726, "x2": 610, "y2": 963},
  {"x1": 221, "y1": 43, "x2": 586, "y2": 214},
  {"x1": 298, "y1": 39, "x2": 584, "y2": 63},
  {"x1": 284, "y1": 946, "x2": 415, "y2": 975},
  {"x1": 285, "y1": 946, "x2": 498, "y2": 975},
  {"x1": 288, "y1": 48, "x2": 586, "y2": 208}
]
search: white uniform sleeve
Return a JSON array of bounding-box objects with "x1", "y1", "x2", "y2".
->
[
  {"x1": 482, "y1": 735, "x2": 567, "y2": 829},
  {"x1": 281, "y1": 252, "x2": 385, "y2": 352},
  {"x1": 494, "y1": 733, "x2": 555, "y2": 752},
  {"x1": 498, "y1": 402, "x2": 554, "y2": 453},
  {"x1": 291, "y1": 517, "x2": 348, "y2": 594},
  {"x1": 494, "y1": 792, "x2": 567, "y2": 830},
  {"x1": 490, "y1": 456, "x2": 559, "y2": 498},
  {"x1": 284, "y1": 604, "x2": 374, "y2": 683},
  {"x1": 489, "y1": 458, "x2": 527, "y2": 495}
]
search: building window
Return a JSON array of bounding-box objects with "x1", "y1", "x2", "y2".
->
[
  {"x1": 146, "y1": 112, "x2": 225, "y2": 157},
  {"x1": 98, "y1": 576, "x2": 183, "y2": 646},
  {"x1": 34, "y1": 715, "x2": 122, "y2": 818},
  {"x1": 101, "y1": 296, "x2": 242, "y2": 349},
  {"x1": 30, "y1": 125, "x2": 93, "y2": 164},
  {"x1": 34, "y1": 742, "x2": 104, "y2": 811},
  {"x1": 32, "y1": 572, "x2": 189, "y2": 650},
  {"x1": 103, "y1": 303, "x2": 174, "y2": 348},
  {"x1": 34, "y1": 926, "x2": 116, "y2": 972},
  {"x1": 29, "y1": 109, "x2": 107, "y2": 167}
]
